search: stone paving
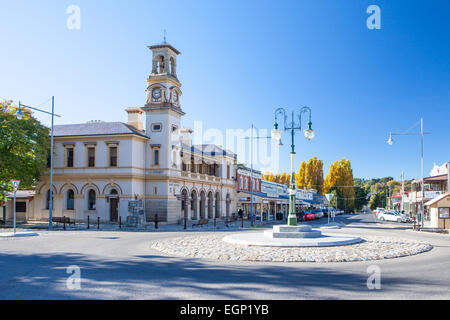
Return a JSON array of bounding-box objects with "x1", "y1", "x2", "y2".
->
[{"x1": 151, "y1": 233, "x2": 433, "y2": 263}]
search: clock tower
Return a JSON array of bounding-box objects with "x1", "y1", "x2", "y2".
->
[
  {"x1": 144, "y1": 42, "x2": 183, "y2": 114},
  {"x1": 143, "y1": 41, "x2": 185, "y2": 223}
]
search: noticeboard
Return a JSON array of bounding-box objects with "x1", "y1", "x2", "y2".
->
[{"x1": 438, "y1": 207, "x2": 450, "y2": 219}]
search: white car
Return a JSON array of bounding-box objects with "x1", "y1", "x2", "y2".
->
[
  {"x1": 378, "y1": 210, "x2": 407, "y2": 223},
  {"x1": 373, "y1": 208, "x2": 386, "y2": 219}
]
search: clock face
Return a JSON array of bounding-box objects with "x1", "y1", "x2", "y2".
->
[{"x1": 152, "y1": 89, "x2": 161, "y2": 99}]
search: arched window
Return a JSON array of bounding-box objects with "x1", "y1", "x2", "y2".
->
[
  {"x1": 46, "y1": 190, "x2": 53, "y2": 210},
  {"x1": 154, "y1": 149, "x2": 159, "y2": 166},
  {"x1": 170, "y1": 57, "x2": 175, "y2": 75},
  {"x1": 157, "y1": 56, "x2": 165, "y2": 73},
  {"x1": 88, "y1": 190, "x2": 96, "y2": 210},
  {"x1": 67, "y1": 190, "x2": 74, "y2": 210}
]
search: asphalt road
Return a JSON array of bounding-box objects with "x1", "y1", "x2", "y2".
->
[{"x1": 1, "y1": 214, "x2": 449, "y2": 300}]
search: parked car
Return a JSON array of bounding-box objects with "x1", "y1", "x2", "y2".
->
[
  {"x1": 304, "y1": 210, "x2": 315, "y2": 221},
  {"x1": 313, "y1": 209, "x2": 324, "y2": 219},
  {"x1": 296, "y1": 211, "x2": 305, "y2": 222},
  {"x1": 373, "y1": 208, "x2": 386, "y2": 219},
  {"x1": 378, "y1": 210, "x2": 407, "y2": 223}
]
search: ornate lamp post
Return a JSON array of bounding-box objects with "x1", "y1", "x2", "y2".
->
[{"x1": 271, "y1": 107, "x2": 315, "y2": 226}]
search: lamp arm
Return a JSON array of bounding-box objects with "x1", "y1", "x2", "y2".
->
[
  {"x1": 274, "y1": 108, "x2": 287, "y2": 130},
  {"x1": 298, "y1": 106, "x2": 312, "y2": 129},
  {"x1": 391, "y1": 132, "x2": 431, "y2": 136},
  {"x1": 19, "y1": 102, "x2": 61, "y2": 117}
]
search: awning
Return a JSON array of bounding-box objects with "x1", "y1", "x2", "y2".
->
[
  {"x1": 301, "y1": 199, "x2": 320, "y2": 204},
  {"x1": 424, "y1": 174, "x2": 448, "y2": 182}
]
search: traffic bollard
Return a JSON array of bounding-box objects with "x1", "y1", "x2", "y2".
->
[
  {"x1": 241, "y1": 215, "x2": 244, "y2": 228},
  {"x1": 63, "y1": 216, "x2": 66, "y2": 231},
  {"x1": 87, "y1": 216, "x2": 90, "y2": 229},
  {"x1": 97, "y1": 217, "x2": 100, "y2": 230},
  {"x1": 155, "y1": 214, "x2": 158, "y2": 229},
  {"x1": 119, "y1": 216, "x2": 122, "y2": 229}
]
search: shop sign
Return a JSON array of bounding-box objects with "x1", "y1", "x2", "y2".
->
[{"x1": 424, "y1": 191, "x2": 442, "y2": 199}]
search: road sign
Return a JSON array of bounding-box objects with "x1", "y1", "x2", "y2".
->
[
  {"x1": 11, "y1": 180, "x2": 20, "y2": 193},
  {"x1": 11, "y1": 180, "x2": 20, "y2": 235}
]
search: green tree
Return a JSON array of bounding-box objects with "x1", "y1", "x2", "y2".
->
[
  {"x1": 354, "y1": 186, "x2": 369, "y2": 211},
  {"x1": 0, "y1": 100, "x2": 50, "y2": 201}
]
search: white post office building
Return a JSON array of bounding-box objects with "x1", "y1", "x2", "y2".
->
[{"x1": 28, "y1": 42, "x2": 238, "y2": 225}]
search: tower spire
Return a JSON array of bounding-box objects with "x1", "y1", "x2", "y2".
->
[{"x1": 163, "y1": 29, "x2": 167, "y2": 44}]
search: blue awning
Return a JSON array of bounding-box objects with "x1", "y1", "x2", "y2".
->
[{"x1": 301, "y1": 199, "x2": 320, "y2": 204}]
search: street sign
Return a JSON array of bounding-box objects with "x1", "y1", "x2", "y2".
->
[
  {"x1": 11, "y1": 180, "x2": 20, "y2": 193},
  {"x1": 325, "y1": 193, "x2": 334, "y2": 202},
  {"x1": 11, "y1": 180, "x2": 20, "y2": 235}
]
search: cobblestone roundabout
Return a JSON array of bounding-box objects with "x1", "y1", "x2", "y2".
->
[{"x1": 151, "y1": 233, "x2": 433, "y2": 263}]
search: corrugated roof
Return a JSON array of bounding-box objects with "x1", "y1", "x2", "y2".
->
[
  {"x1": 53, "y1": 122, "x2": 148, "y2": 138},
  {"x1": 5, "y1": 190, "x2": 35, "y2": 199},
  {"x1": 194, "y1": 144, "x2": 237, "y2": 158}
]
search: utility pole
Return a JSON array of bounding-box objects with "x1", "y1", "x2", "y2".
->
[{"x1": 401, "y1": 172, "x2": 405, "y2": 212}]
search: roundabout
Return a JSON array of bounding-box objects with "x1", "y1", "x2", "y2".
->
[
  {"x1": 151, "y1": 227, "x2": 433, "y2": 263},
  {"x1": 223, "y1": 225, "x2": 363, "y2": 247}
]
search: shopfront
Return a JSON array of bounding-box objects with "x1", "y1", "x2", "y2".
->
[
  {"x1": 425, "y1": 193, "x2": 450, "y2": 229},
  {"x1": 237, "y1": 194, "x2": 263, "y2": 218}
]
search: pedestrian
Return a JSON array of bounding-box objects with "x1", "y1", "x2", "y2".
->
[{"x1": 238, "y1": 208, "x2": 243, "y2": 219}]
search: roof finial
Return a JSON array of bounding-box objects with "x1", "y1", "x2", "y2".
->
[{"x1": 163, "y1": 29, "x2": 167, "y2": 44}]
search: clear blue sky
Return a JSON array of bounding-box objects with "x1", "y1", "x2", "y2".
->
[{"x1": 1, "y1": 0, "x2": 449, "y2": 180}]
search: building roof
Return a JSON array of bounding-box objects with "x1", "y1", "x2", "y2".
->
[
  {"x1": 237, "y1": 164, "x2": 262, "y2": 175},
  {"x1": 194, "y1": 144, "x2": 237, "y2": 158},
  {"x1": 53, "y1": 122, "x2": 148, "y2": 138},
  {"x1": 5, "y1": 190, "x2": 35, "y2": 199},
  {"x1": 424, "y1": 174, "x2": 448, "y2": 182},
  {"x1": 147, "y1": 43, "x2": 181, "y2": 55},
  {"x1": 424, "y1": 193, "x2": 450, "y2": 206}
]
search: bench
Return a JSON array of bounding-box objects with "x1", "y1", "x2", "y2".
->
[
  {"x1": 192, "y1": 219, "x2": 208, "y2": 227},
  {"x1": 53, "y1": 217, "x2": 75, "y2": 226}
]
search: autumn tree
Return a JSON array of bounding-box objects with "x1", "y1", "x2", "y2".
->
[
  {"x1": 306, "y1": 157, "x2": 324, "y2": 194},
  {"x1": 324, "y1": 159, "x2": 355, "y2": 212},
  {"x1": 296, "y1": 161, "x2": 307, "y2": 189}
]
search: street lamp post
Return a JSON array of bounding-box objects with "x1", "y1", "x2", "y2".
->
[
  {"x1": 17, "y1": 97, "x2": 61, "y2": 230},
  {"x1": 271, "y1": 107, "x2": 315, "y2": 226},
  {"x1": 244, "y1": 124, "x2": 272, "y2": 226},
  {"x1": 387, "y1": 118, "x2": 431, "y2": 229}
]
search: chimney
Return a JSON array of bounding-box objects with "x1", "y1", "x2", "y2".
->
[{"x1": 125, "y1": 107, "x2": 144, "y2": 131}]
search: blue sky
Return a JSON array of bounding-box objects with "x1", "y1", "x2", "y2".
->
[{"x1": 1, "y1": 0, "x2": 449, "y2": 180}]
